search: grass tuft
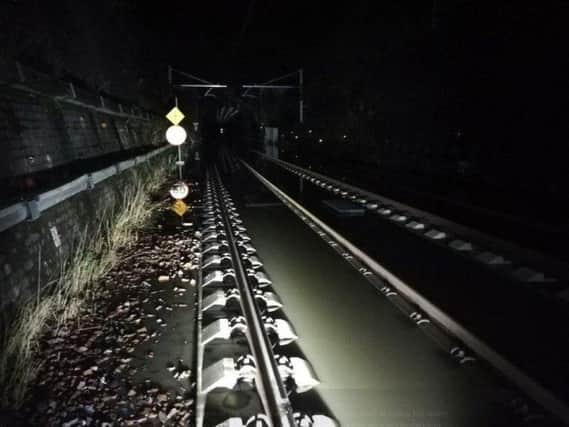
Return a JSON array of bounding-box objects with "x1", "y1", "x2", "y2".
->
[{"x1": 0, "y1": 153, "x2": 174, "y2": 409}]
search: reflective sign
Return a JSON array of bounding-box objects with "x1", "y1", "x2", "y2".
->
[
  {"x1": 166, "y1": 125, "x2": 187, "y2": 145},
  {"x1": 166, "y1": 107, "x2": 185, "y2": 125},
  {"x1": 171, "y1": 200, "x2": 189, "y2": 216}
]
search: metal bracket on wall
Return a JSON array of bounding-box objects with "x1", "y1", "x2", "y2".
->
[{"x1": 25, "y1": 200, "x2": 40, "y2": 221}]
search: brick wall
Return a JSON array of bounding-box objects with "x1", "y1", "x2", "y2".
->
[
  {"x1": 0, "y1": 58, "x2": 170, "y2": 330},
  {"x1": 0, "y1": 152, "x2": 170, "y2": 325},
  {"x1": 61, "y1": 106, "x2": 104, "y2": 159},
  {"x1": 0, "y1": 86, "x2": 155, "y2": 181}
]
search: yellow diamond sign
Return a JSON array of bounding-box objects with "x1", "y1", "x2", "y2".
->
[
  {"x1": 171, "y1": 200, "x2": 189, "y2": 217},
  {"x1": 166, "y1": 107, "x2": 185, "y2": 125}
]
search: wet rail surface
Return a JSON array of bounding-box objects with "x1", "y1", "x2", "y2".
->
[
  {"x1": 220, "y1": 165, "x2": 564, "y2": 426},
  {"x1": 246, "y1": 157, "x2": 569, "y2": 408},
  {"x1": 195, "y1": 169, "x2": 336, "y2": 426}
]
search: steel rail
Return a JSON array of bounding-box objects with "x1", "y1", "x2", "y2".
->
[
  {"x1": 255, "y1": 152, "x2": 569, "y2": 288},
  {"x1": 255, "y1": 151, "x2": 545, "y2": 242},
  {"x1": 255, "y1": 151, "x2": 560, "y2": 235},
  {"x1": 194, "y1": 173, "x2": 208, "y2": 427},
  {"x1": 212, "y1": 167, "x2": 295, "y2": 427},
  {"x1": 242, "y1": 159, "x2": 569, "y2": 426}
]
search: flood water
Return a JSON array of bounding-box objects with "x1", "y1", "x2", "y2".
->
[{"x1": 225, "y1": 168, "x2": 524, "y2": 427}]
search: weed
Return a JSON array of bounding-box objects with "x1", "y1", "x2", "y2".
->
[{"x1": 0, "y1": 152, "x2": 174, "y2": 408}]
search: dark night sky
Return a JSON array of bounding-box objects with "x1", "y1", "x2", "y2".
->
[
  {"x1": 3, "y1": 1, "x2": 568, "y2": 96},
  {"x1": 1, "y1": 1, "x2": 569, "y2": 196},
  {"x1": 133, "y1": 1, "x2": 569, "y2": 83},
  {"x1": 136, "y1": 1, "x2": 348, "y2": 83}
]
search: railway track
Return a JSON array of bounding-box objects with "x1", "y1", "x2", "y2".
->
[
  {"x1": 254, "y1": 151, "x2": 569, "y2": 299},
  {"x1": 194, "y1": 168, "x2": 337, "y2": 426},
  {"x1": 189, "y1": 158, "x2": 569, "y2": 426},
  {"x1": 237, "y1": 158, "x2": 569, "y2": 426}
]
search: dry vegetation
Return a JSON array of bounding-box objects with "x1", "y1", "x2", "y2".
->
[{"x1": 0, "y1": 153, "x2": 174, "y2": 409}]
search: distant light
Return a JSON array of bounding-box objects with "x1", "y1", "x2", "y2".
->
[
  {"x1": 308, "y1": 129, "x2": 313, "y2": 134},
  {"x1": 295, "y1": 135, "x2": 299, "y2": 140},
  {"x1": 220, "y1": 127, "x2": 224, "y2": 134},
  {"x1": 166, "y1": 125, "x2": 187, "y2": 145},
  {"x1": 169, "y1": 181, "x2": 189, "y2": 199},
  {"x1": 343, "y1": 134, "x2": 348, "y2": 139},
  {"x1": 318, "y1": 138, "x2": 323, "y2": 143}
]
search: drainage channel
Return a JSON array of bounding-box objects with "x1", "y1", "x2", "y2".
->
[
  {"x1": 241, "y1": 159, "x2": 569, "y2": 427},
  {"x1": 194, "y1": 168, "x2": 338, "y2": 427}
]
